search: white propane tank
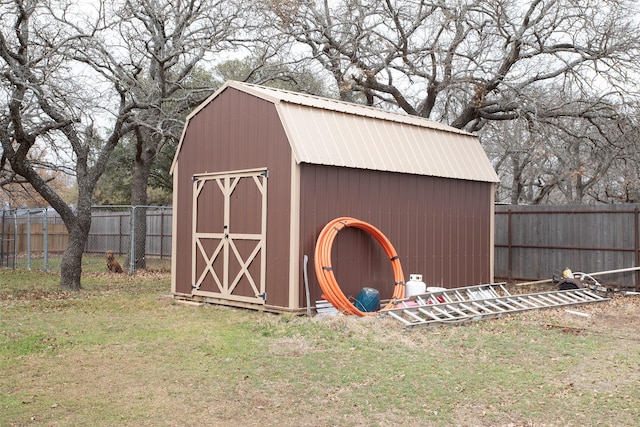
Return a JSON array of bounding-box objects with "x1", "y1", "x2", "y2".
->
[{"x1": 405, "y1": 274, "x2": 427, "y2": 297}]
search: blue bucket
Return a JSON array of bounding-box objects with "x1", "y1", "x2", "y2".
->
[{"x1": 354, "y1": 287, "x2": 380, "y2": 312}]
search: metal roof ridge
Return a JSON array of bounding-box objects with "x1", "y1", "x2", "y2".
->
[{"x1": 228, "y1": 81, "x2": 473, "y2": 137}]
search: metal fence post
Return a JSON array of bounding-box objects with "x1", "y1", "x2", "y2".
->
[
  {"x1": 507, "y1": 208, "x2": 512, "y2": 284},
  {"x1": 43, "y1": 207, "x2": 49, "y2": 272},
  {"x1": 635, "y1": 208, "x2": 639, "y2": 292},
  {"x1": 0, "y1": 210, "x2": 4, "y2": 267},
  {"x1": 160, "y1": 209, "x2": 165, "y2": 259},
  {"x1": 12, "y1": 210, "x2": 17, "y2": 269},
  {"x1": 129, "y1": 205, "x2": 136, "y2": 275},
  {"x1": 27, "y1": 209, "x2": 31, "y2": 270}
]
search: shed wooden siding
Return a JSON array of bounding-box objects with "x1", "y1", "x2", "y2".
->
[
  {"x1": 173, "y1": 88, "x2": 293, "y2": 307},
  {"x1": 298, "y1": 164, "x2": 494, "y2": 305}
]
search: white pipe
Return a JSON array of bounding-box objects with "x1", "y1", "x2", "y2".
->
[
  {"x1": 516, "y1": 265, "x2": 640, "y2": 287},
  {"x1": 565, "y1": 309, "x2": 591, "y2": 318},
  {"x1": 574, "y1": 266, "x2": 640, "y2": 277},
  {"x1": 515, "y1": 278, "x2": 553, "y2": 286}
]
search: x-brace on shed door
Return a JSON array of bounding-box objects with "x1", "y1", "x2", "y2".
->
[{"x1": 191, "y1": 169, "x2": 268, "y2": 305}]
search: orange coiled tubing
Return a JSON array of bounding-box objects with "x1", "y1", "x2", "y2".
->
[{"x1": 313, "y1": 217, "x2": 405, "y2": 316}]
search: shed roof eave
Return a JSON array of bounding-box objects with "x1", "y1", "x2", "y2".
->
[{"x1": 297, "y1": 161, "x2": 500, "y2": 183}]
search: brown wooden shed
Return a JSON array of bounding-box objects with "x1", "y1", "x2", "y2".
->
[{"x1": 170, "y1": 81, "x2": 500, "y2": 312}]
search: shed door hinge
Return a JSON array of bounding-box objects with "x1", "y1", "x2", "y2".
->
[{"x1": 261, "y1": 170, "x2": 269, "y2": 179}]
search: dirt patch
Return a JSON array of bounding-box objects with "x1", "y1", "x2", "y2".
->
[
  {"x1": 534, "y1": 294, "x2": 640, "y2": 338},
  {"x1": 268, "y1": 336, "x2": 317, "y2": 357},
  {"x1": 542, "y1": 323, "x2": 587, "y2": 335}
]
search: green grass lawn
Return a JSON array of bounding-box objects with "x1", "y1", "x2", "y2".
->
[{"x1": 1, "y1": 269, "x2": 639, "y2": 426}]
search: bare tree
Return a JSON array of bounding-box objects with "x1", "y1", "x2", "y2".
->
[
  {"x1": 100, "y1": 0, "x2": 245, "y2": 270},
  {"x1": 578, "y1": 112, "x2": 640, "y2": 203},
  {"x1": 106, "y1": 0, "x2": 332, "y2": 270},
  {"x1": 1, "y1": 0, "x2": 249, "y2": 283},
  {"x1": 267, "y1": 0, "x2": 639, "y2": 126},
  {"x1": 265, "y1": 0, "x2": 640, "y2": 204},
  {"x1": 0, "y1": 0, "x2": 141, "y2": 290},
  {"x1": 486, "y1": 113, "x2": 628, "y2": 205}
]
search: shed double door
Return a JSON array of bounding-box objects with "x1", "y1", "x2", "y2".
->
[{"x1": 191, "y1": 169, "x2": 267, "y2": 304}]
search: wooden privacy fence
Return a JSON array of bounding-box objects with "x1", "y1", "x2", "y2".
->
[
  {"x1": 15, "y1": 222, "x2": 68, "y2": 253},
  {"x1": 495, "y1": 204, "x2": 640, "y2": 289}
]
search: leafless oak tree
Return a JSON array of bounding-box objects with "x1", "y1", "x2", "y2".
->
[
  {"x1": 0, "y1": 0, "x2": 141, "y2": 289},
  {"x1": 0, "y1": 0, "x2": 247, "y2": 287},
  {"x1": 265, "y1": 0, "x2": 640, "y2": 204},
  {"x1": 100, "y1": 0, "x2": 245, "y2": 270}
]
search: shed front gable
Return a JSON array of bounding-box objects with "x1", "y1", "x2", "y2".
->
[{"x1": 171, "y1": 88, "x2": 295, "y2": 308}]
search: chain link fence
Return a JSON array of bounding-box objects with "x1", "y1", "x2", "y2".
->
[{"x1": 0, "y1": 206, "x2": 172, "y2": 274}]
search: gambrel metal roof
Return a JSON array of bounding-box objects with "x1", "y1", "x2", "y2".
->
[{"x1": 171, "y1": 81, "x2": 499, "y2": 183}]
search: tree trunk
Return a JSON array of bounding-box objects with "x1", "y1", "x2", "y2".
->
[
  {"x1": 57, "y1": 186, "x2": 93, "y2": 290},
  {"x1": 127, "y1": 127, "x2": 159, "y2": 271},
  {"x1": 59, "y1": 222, "x2": 89, "y2": 291},
  {"x1": 510, "y1": 154, "x2": 524, "y2": 205},
  {"x1": 127, "y1": 158, "x2": 151, "y2": 271}
]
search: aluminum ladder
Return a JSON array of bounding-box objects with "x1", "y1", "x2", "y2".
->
[{"x1": 384, "y1": 283, "x2": 610, "y2": 328}]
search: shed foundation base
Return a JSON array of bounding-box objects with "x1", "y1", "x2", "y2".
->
[{"x1": 172, "y1": 293, "x2": 307, "y2": 315}]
